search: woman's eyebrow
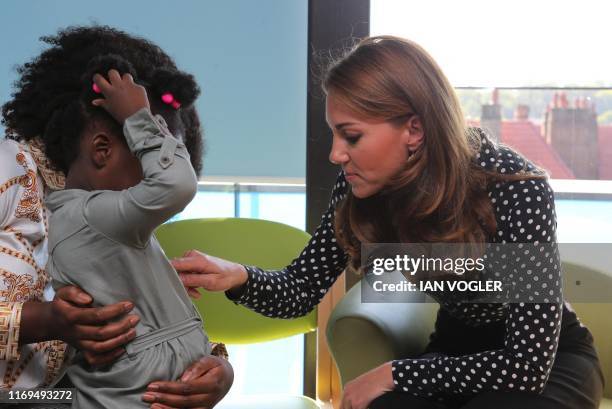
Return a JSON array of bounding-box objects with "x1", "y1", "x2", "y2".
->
[{"x1": 335, "y1": 122, "x2": 356, "y2": 130}]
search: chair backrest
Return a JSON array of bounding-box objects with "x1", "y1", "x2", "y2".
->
[
  {"x1": 156, "y1": 217, "x2": 316, "y2": 344},
  {"x1": 562, "y1": 261, "x2": 612, "y2": 399}
]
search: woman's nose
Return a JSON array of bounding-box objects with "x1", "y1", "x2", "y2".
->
[{"x1": 329, "y1": 137, "x2": 349, "y2": 165}]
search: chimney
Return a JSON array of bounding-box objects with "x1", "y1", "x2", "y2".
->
[
  {"x1": 544, "y1": 94, "x2": 599, "y2": 179},
  {"x1": 559, "y1": 92, "x2": 569, "y2": 108},
  {"x1": 481, "y1": 88, "x2": 502, "y2": 142},
  {"x1": 514, "y1": 104, "x2": 530, "y2": 121}
]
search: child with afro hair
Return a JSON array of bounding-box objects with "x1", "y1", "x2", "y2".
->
[{"x1": 2, "y1": 26, "x2": 212, "y2": 408}]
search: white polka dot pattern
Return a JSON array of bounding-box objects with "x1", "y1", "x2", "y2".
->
[
  {"x1": 228, "y1": 176, "x2": 349, "y2": 318},
  {"x1": 228, "y1": 129, "x2": 565, "y2": 398}
]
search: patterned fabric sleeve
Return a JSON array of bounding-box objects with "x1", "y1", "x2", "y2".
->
[
  {"x1": 0, "y1": 302, "x2": 23, "y2": 361},
  {"x1": 1, "y1": 140, "x2": 68, "y2": 388},
  {"x1": 0, "y1": 142, "x2": 30, "y2": 361},
  {"x1": 227, "y1": 173, "x2": 349, "y2": 318}
]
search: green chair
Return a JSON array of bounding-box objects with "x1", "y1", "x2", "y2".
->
[
  {"x1": 563, "y1": 261, "x2": 612, "y2": 409},
  {"x1": 327, "y1": 261, "x2": 612, "y2": 408},
  {"x1": 156, "y1": 217, "x2": 319, "y2": 409}
]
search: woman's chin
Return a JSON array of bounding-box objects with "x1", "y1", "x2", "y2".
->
[{"x1": 350, "y1": 184, "x2": 378, "y2": 199}]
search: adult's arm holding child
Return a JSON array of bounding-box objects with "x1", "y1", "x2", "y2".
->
[
  {"x1": 19, "y1": 286, "x2": 139, "y2": 366},
  {"x1": 0, "y1": 139, "x2": 139, "y2": 380}
]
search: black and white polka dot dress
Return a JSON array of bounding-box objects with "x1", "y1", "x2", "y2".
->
[{"x1": 228, "y1": 129, "x2": 599, "y2": 403}]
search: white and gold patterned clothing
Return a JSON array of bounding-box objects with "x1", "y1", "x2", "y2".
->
[{"x1": 0, "y1": 139, "x2": 66, "y2": 389}]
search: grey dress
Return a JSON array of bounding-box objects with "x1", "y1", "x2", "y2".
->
[{"x1": 46, "y1": 109, "x2": 210, "y2": 409}]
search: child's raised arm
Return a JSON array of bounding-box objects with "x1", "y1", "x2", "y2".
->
[{"x1": 84, "y1": 69, "x2": 197, "y2": 247}]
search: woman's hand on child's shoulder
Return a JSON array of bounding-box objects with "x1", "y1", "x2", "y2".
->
[{"x1": 92, "y1": 69, "x2": 150, "y2": 124}]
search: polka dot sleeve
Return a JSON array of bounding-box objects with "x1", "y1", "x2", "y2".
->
[
  {"x1": 226, "y1": 174, "x2": 349, "y2": 318},
  {"x1": 391, "y1": 178, "x2": 563, "y2": 399}
]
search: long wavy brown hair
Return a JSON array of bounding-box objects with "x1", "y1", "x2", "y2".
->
[{"x1": 324, "y1": 36, "x2": 544, "y2": 271}]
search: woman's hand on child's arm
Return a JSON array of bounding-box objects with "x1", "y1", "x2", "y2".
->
[
  {"x1": 92, "y1": 69, "x2": 150, "y2": 124},
  {"x1": 172, "y1": 250, "x2": 249, "y2": 297},
  {"x1": 143, "y1": 355, "x2": 234, "y2": 408}
]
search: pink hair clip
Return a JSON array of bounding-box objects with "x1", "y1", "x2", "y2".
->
[
  {"x1": 161, "y1": 92, "x2": 181, "y2": 109},
  {"x1": 92, "y1": 83, "x2": 101, "y2": 94}
]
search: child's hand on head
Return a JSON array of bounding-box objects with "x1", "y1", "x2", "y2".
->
[{"x1": 92, "y1": 69, "x2": 150, "y2": 124}]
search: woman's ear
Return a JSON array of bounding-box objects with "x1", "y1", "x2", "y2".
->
[
  {"x1": 402, "y1": 115, "x2": 424, "y2": 152},
  {"x1": 89, "y1": 133, "x2": 113, "y2": 169}
]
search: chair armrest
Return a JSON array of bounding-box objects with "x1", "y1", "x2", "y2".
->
[{"x1": 326, "y1": 280, "x2": 438, "y2": 384}]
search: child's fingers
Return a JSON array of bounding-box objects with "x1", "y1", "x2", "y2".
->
[
  {"x1": 122, "y1": 72, "x2": 134, "y2": 83},
  {"x1": 107, "y1": 69, "x2": 122, "y2": 85},
  {"x1": 92, "y1": 73, "x2": 112, "y2": 94}
]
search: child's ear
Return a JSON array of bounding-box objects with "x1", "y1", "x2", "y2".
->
[{"x1": 90, "y1": 133, "x2": 113, "y2": 169}]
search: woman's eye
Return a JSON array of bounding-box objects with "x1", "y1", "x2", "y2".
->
[{"x1": 345, "y1": 134, "x2": 361, "y2": 145}]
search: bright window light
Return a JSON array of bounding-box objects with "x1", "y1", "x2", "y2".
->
[{"x1": 371, "y1": 0, "x2": 612, "y2": 87}]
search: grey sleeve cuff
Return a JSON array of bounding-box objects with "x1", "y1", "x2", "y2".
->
[
  {"x1": 123, "y1": 108, "x2": 172, "y2": 153},
  {"x1": 123, "y1": 108, "x2": 185, "y2": 168}
]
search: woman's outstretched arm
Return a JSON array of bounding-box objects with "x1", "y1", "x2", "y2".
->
[{"x1": 173, "y1": 174, "x2": 350, "y2": 318}]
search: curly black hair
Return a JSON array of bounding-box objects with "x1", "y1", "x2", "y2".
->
[{"x1": 1, "y1": 25, "x2": 204, "y2": 175}]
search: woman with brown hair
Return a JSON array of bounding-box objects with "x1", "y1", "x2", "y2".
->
[{"x1": 172, "y1": 36, "x2": 603, "y2": 408}]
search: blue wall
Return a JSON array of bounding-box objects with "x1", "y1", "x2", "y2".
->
[{"x1": 0, "y1": 0, "x2": 307, "y2": 178}]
